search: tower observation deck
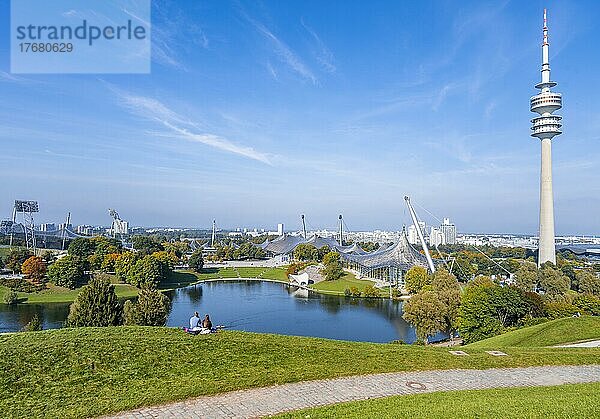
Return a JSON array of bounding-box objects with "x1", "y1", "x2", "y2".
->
[{"x1": 531, "y1": 9, "x2": 562, "y2": 266}]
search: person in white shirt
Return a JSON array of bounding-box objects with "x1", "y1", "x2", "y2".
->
[{"x1": 189, "y1": 311, "x2": 200, "y2": 329}]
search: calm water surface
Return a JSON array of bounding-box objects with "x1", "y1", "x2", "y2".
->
[{"x1": 0, "y1": 280, "x2": 418, "y2": 343}]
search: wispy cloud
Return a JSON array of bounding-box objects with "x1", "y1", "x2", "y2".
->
[
  {"x1": 114, "y1": 89, "x2": 272, "y2": 164},
  {"x1": 301, "y1": 19, "x2": 336, "y2": 73},
  {"x1": 240, "y1": 11, "x2": 316, "y2": 84}
]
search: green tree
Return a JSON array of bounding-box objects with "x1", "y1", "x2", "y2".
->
[
  {"x1": 47, "y1": 255, "x2": 86, "y2": 289},
  {"x1": 114, "y1": 252, "x2": 140, "y2": 283},
  {"x1": 402, "y1": 291, "x2": 445, "y2": 344},
  {"x1": 101, "y1": 253, "x2": 120, "y2": 273},
  {"x1": 431, "y1": 269, "x2": 461, "y2": 337},
  {"x1": 321, "y1": 251, "x2": 344, "y2": 281},
  {"x1": 65, "y1": 274, "x2": 122, "y2": 327},
  {"x1": 576, "y1": 270, "x2": 600, "y2": 296},
  {"x1": 131, "y1": 255, "x2": 164, "y2": 288},
  {"x1": 163, "y1": 241, "x2": 189, "y2": 258},
  {"x1": 188, "y1": 249, "x2": 204, "y2": 272},
  {"x1": 132, "y1": 236, "x2": 164, "y2": 256},
  {"x1": 123, "y1": 287, "x2": 171, "y2": 326},
  {"x1": 5, "y1": 249, "x2": 33, "y2": 273},
  {"x1": 404, "y1": 266, "x2": 430, "y2": 294},
  {"x1": 457, "y1": 283, "x2": 502, "y2": 343},
  {"x1": 68, "y1": 238, "x2": 96, "y2": 259},
  {"x1": 293, "y1": 243, "x2": 318, "y2": 262},
  {"x1": 316, "y1": 246, "x2": 331, "y2": 262},
  {"x1": 22, "y1": 314, "x2": 42, "y2": 332},
  {"x1": 3, "y1": 289, "x2": 18, "y2": 305},
  {"x1": 538, "y1": 265, "x2": 570, "y2": 301},
  {"x1": 514, "y1": 262, "x2": 538, "y2": 292}
]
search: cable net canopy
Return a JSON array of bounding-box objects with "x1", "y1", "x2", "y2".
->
[{"x1": 341, "y1": 232, "x2": 430, "y2": 271}]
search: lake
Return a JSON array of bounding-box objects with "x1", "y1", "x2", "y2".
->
[{"x1": 0, "y1": 280, "x2": 418, "y2": 343}]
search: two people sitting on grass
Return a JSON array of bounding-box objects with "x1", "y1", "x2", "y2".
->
[{"x1": 184, "y1": 311, "x2": 214, "y2": 335}]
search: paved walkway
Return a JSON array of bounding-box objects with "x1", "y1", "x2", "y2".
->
[
  {"x1": 108, "y1": 365, "x2": 600, "y2": 418},
  {"x1": 557, "y1": 340, "x2": 600, "y2": 348}
]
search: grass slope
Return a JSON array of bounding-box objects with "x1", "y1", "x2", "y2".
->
[
  {"x1": 276, "y1": 382, "x2": 600, "y2": 418},
  {"x1": 466, "y1": 316, "x2": 600, "y2": 349},
  {"x1": 1, "y1": 327, "x2": 599, "y2": 418},
  {"x1": 0, "y1": 283, "x2": 139, "y2": 304}
]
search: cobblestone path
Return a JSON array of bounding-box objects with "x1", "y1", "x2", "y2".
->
[{"x1": 108, "y1": 365, "x2": 600, "y2": 418}]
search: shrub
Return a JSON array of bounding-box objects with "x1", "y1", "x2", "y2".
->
[
  {"x1": 544, "y1": 301, "x2": 580, "y2": 319},
  {"x1": 286, "y1": 262, "x2": 308, "y2": 276},
  {"x1": 47, "y1": 255, "x2": 86, "y2": 289},
  {"x1": 349, "y1": 286, "x2": 361, "y2": 297},
  {"x1": 321, "y1": 252, "x2": 344, "y2": 281},
  {"x1": 3, "y1": 289, "x2": 18, "y2": 305},
  {"x1": 363, "y1": 284, "x2": 380, "y2": 298},
  {"x1": 0, "y1": 276, "x2": 45, "y2": 293},
  {"x1": 344, "y1": 288, "x2": 351, "y2": 297},
  {"x1": 65, "y1": 275, "x2": 122, "y2": 327},
  {"x1": 22, "y1": 314, "x2": 42, "y2": 331},
  {"x1": 123, "y1": 287, "x2": 171, "y2": 326},
  {"x1": 573, "y1": 294, "x2": 600, "y2": 316}
]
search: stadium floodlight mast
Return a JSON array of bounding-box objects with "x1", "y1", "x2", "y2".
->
[{"x1": 13, "y1": 200, "x2": 39, "y2": 251}]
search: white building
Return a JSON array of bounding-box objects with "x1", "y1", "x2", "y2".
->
[
  {"x1": 407, "y1": 221, "x2": 426, "y2": 245},
  {"x1": 440, "y1": 218, "x2": 457, "y2": 245},
  {"x1": 429, "y1": 227, "x2": 445, "y2": 247},
  {"x1": 39, "y1": 223, "x2": 56, "y2": 232}
]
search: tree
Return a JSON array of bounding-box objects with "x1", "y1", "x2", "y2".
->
[
  {"x1": 22, "y1": 314, "x2": 42, "y2": 332},
  {"x1": 152, "y1": 251, "x2": 178, "y2": 272},
  {"x1": 402, "y1": 291, "x2": 445, "y2": 344},
  {"x1": 65, "y1": 274, "x2": 122, "y2": 327},
  {"x1": 21, "y1": 256, "x2": 47, "y2": 282},
  {"x1": 321, "y1": 251, "x2": 344, "y2": 281},
  {"x1": 293, "y1": 243, "x2": 318, "y2": 262},
  {"x1": 188, "y1": 249, "x2": 204, "y2": 272},
  {"x1": 5, "y1": 249, "x2": 33, "y2": 273},
  {"x1": 457, "y1": 283, "x2": 502, "y2": 343},
  {"x1": 404, "y1": 266, "x2": 430, "y2": 294},
  {"x1": 163, "y1": 241, "x2": 189, "y2": 258},
  {"x1": 101, "y1": 253, "x2": 120, "y2": 273},
  {"x1": 123, "y1": 287, "x2": 171, "y2": 326},
  {"x1": 132, "y1": 235, "x2": 164, "y2": 256},
  {"x1": 576, "y1": 270, "x2": 600, "y2": 296},
  {"x1": 131, "y1": 255, "x2": 164, "y2": 288},
  {"x1": 538, "y1": 265, "x2": 570, "y2": 301},
  {"x1": 514, "y1": 262, "x2": 538, "y2": 292},
  {"x1": 0, "y1": 255, "x2": 4, "y2": 269},
  {"x1": 68, "y1": 237, "x2": 96, "y2": 259},
  {"x1": 115, "y1": 252, "x2": 140, "y2": 283},
  {"x1": 431, "y1": 269, "x2": 461, "y2": 337},
  {"x1": 316, "y1": 246, "x2": 331, "y2": 262},
  {"x1": 46, "y1": 255, "x2": 86, "y2": 289}
]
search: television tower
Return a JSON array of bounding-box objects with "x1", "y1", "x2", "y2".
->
[{"x1": 530, "y1": 9, "x2": 562, "y2": 266}]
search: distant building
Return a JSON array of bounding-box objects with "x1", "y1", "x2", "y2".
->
[
  {"x1": 407, "y1": 221, "x2": 426, "y2": 245},
  {"x1": 429, "y1": 227, "x2": 445, "y2": 247},
  {"x1": 277, "y1": 223, "x2": 284, "y2": 235},
  {"x1": 58, "y1": 222, "x2": 73, "y2": 231},
  {"x1": 111, "y1": 219, "x2": 129, "y2": 235},
  {"x1": 39, "y1": 223, "x2": 56, "y2": 232},
  {"x1": 440, "y1": 218, "x2": 457, "y2": 245}
]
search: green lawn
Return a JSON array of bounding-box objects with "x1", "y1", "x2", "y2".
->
[
  {"x1": 276, "y1": 382, "x2": 600, "y2": 418},
  {"x1": 260, "y1": 267, "x2": 289, "y2": 281},
  {"x1": 235, "y1": 267, "x2": 266, "y2": 278},
  {"x1": 158, "y1": 271, "x2": 201, "y2": 291},
  {"x1": 466, "y1": 316, "x2": 600, "y2": 349},
  {"x1": 188, "y1": 266, "x2": 289, "y2": 282},
  {"x1": 1, "y1": 327, "x2": 598, "y2": 418},
  {"x1": 312, "y1": 273, "x2": 378, "y2": 296},
  {"x1": 0, "y1": 283, "x2": 139, "y2": 304}
]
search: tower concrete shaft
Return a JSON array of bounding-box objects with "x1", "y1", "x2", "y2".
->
[{"x1": 530, "y1": 9, "x2": 562, "y2": 266}]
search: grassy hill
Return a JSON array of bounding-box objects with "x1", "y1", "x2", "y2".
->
[
  {"x1": 1, "y1": 327, "x2": 599, "y2": 418},
  {"x1": 466, "y1": 316, "x2": 600, "y2": 349}
]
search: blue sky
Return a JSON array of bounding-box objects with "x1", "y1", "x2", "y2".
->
[{"x1": 1, "y1": 0, "x2": 599, "y2": 234}]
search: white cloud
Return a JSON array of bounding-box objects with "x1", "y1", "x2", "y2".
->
[
  {"x1": 301, "y1": 19, "x2": 336, "y2": 73},
  {"x1": 115, "y1": 89, "x2": 272, "y2": 164}
]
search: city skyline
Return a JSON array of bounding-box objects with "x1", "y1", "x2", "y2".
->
[{"x1": 1, "y1": 1, "x2": 599, "y2": 234}]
